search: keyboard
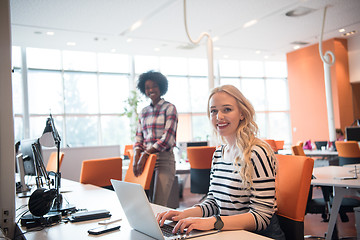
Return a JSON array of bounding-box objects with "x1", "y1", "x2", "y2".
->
[{"x1": 160, "y1": 223, "x2": 187, "y2": 237}]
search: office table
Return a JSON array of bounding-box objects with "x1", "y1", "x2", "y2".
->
[
  {"x1": 312, "y1": 165, "x2": 360, "y2": 240},
  {"x1": 278, "y1": 149, "x2": 338, "y2": 158},
  {"x1": 16, "y1": 179, "x2": 272, "y2": 240}
]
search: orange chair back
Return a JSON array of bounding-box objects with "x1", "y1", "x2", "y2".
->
[
  {"x1": 264, "y1": 139, "x2": 278, "y2": 152},
  {"x1": 275, "y1": 140, "x2": 285, "y2": 150},
  {"x1": 335, "y1": 141, "x2": 360, "y2": 158},
  {"x1": 80, "y1": 157, "x2": 122, "y2": 187},
  {"x1": 187, "y1": 146, "x2": 216, "y2": 169},
  {"x1": 46, "y1": 152, "x2": 64, "y2": 172},
  {"x1": 123, "y1": 144, "x2": 133, "y2": 158},
  {"x1": 124, "y1": 149, "x2": 156, "y2": 190},
  {"x1": 291, "y1": 144, "x2": 306, "y2": 156},
  {"x1": 275, "y1": 154, "x2": 314, "y2": 222}
]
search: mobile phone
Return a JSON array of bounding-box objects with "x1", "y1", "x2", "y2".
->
[{"x1": 88, "y1": 224, "x2": 121, "y2": 235}]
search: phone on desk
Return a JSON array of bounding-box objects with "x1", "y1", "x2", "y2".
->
[{"x1": 88, "y1": 224, "x2": 121, "y2": 235}]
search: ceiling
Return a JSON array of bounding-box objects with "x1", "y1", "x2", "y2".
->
[{"x1": 10, "y1": 0, "x2": 360, "y2": 62}]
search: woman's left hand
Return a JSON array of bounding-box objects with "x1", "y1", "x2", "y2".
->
[{"x1": 172, "y1": 217, "x2": 215, "y2": 234}]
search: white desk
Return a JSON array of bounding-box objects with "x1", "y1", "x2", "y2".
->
[
  {"x1": 16, "y1": 179, "x2": 272, "y2": 240},
  {"x1": 312, "y1": 166, "x2": 360, "y2": 240},
  {"x1": 278, "y1": 149, "x2": 338, "y2": 158}
]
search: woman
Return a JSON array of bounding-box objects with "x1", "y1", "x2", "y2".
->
[
  {"x1": 133, "y1": 70, "x2": 178, "y2": 207},
  {"x1": 156, "y1": 85, "x2": 285, "y2": 239}
]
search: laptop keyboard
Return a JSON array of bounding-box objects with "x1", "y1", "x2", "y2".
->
[{"x1": 160, "y1": 224, "x2": 186, "y2": 237}]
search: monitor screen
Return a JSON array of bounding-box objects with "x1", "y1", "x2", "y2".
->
[
  {"x1": 345, "y1": 126, "x2": 360, "y2": 141},
  {"x1": 20, "y1": 138, "x2": 42, "y2": 176},
  {"x1": 186, "y1": 141, "x2": 208, "y2": 147}
]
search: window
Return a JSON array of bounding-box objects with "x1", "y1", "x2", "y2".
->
[{"x1": 12, "y1": 47, "x2": 290, "y2": 147}]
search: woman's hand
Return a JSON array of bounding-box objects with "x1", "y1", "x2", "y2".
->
[
  {"x1": 133, "y1": 150, "x2": 144, "y2": 176},
  {"x1": 133, "y1": 152, "x2": 148, "y2": 176},
  {"x1": 156, "y1": 210, "x2": 187, "y2": 227},
  {"x1": 172, "y1": 217, "x2": 215, "y2": 234}
]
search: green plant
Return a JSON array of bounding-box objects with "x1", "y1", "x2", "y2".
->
[{"x1": 121, "y1": 90, "x2": 142, "y2": 140}]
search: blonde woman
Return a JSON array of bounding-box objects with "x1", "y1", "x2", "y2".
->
[{"x1": 157, "y1": 85, "x2": 285, "y2": 239}]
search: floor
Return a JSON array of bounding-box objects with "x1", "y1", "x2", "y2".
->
[{"x1": 177, "y1": 187, "x2": 358, "y2": 240}]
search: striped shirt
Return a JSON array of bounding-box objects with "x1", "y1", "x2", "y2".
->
[
  {"x1": 197, "y1": 145, "x2": 277, "y2": 231},
  {"x1": 134, "y1": 99, "x2": 178, "y2": 152}
]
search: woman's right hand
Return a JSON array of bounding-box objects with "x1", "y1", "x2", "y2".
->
[
  {"x1": 156, "y1": 210, "x2": 188, "y2": 226},
  {"x1": 133, "y1": 150, "x2": 142, "y2": 176}
]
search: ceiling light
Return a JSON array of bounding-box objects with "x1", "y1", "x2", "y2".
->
[
  {"x1": 46, "y1": 31, "x2": 54, "y2": 36},
  {"x1": 214, "y1": 47, "x2": 220, "y2": 51},
  {"x1": 130, "y1": 20, "x2": 142, "y2": 31},
  {"x1": 285, "y1": 6, "x2": 315, "y2": 17},
  {"x1": 126, "y1": 38, "x2": 133, "y2": 43},
  {"x1": 293, "y1": 45, "x2": 300, "y2": 50},
  {"x1": 154, "y1": 48, "x2": 160, "y2": 52},
  {"x1": 339, "y1": 28, "x2": 345, "y2": 33},
  {"x1": 255, "y1": 50, "x2": 261, "y2": 54},
  {"x1": 212, "y1": 36, "x2": 219, "y2": 42},
  {"x1": 264, "y1": 55, "x2": 269, "y2": 59},
  {"x1": 243, "y1": 19, "x2": 257, "y2": 28},
  {"x1": 223, "y1": 55, "x2": 229, "y2": 59},
  {"x1": 343, "y1": 30, "x2": 357, "y2": 36},
  {"x1": 110, "y1": 49, "x2": 116, "y2": 53}
]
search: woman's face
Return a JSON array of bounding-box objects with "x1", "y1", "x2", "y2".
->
[
  {"x1": 145, "y1": 80, "x2": 161, "y2": 103},
  {"x1": 209, "y1": 92, "x2": 244, "y2": 141}
]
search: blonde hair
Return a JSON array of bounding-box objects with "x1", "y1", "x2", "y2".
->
[{"x1": 207, "y1": 85, "x2": 275, "y2": 188}]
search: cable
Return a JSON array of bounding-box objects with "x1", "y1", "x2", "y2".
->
[{"x1": 318, "y1": 6, "x2": 335, "y2": 66}]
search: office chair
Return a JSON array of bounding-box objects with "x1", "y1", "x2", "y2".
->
[
  {"x1": 264, "y1": 139, "x2": 278, "y2": 153},
  {"x1": 80, "y1": 157, "x2": 122, "y2": 190},
  {"x1": 123, "y1": 144, "x2": 133, "y2": 160},
  {"x1": 275, "y1": 140, "x2": 285, "y2": 151},
  {"x1": 124, "y1": 149, "x2": 156, "y2": 190},
  {"x1": 275, "y1": 154, "x2": 314, "y2": 240},
  {"x1": 335, "y1": 141, "x2": 360, "y2": 166},
  {"x1": 186, "y1": 146, "x2": 216, "y2": 201},
  {"x1": 292, "y1": 144, "x2": 306, "y2": 156},
  {"x1": 46, "y1": 151, "x2": 64, "y2": 172}
]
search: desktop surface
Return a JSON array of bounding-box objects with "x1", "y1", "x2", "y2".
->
[{"x1": 16, "y1": 179, "x2": 271, "y2": 240}]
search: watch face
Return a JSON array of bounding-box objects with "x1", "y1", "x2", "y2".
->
[{"x1": 214, "y1": 216, "x2": 224, "y2": 230}]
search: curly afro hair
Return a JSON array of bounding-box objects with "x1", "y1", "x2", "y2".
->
[{"x1": 137, "y1": 70, "x2": 168, "y2": 96}]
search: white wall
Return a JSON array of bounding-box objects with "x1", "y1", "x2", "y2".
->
[
  {"x1": 42, "y1": 145, "x2": 121, "y2": 182},
  {"x1": 348, "y1": 34, "x2": 360, "y2": 83},
  {"x1": 0, "y1": 0, "x2": 16, "y2": 238}
]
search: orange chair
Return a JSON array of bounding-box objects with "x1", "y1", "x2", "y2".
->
[
  {"x1": 264, "y1": 139, "x2": 278, "y2": 153},
  {"x1": 46, "y1": 152, "x2": 64, "y2": 172},
  {"x1": 291, "y1": 144, "x2": 306, "y2": 156},
  {"x1": 335, "y1": 141, "x2": 360, "y2": 166},
  {"x1": 124, "y1": 149, "x2": 156, "y2": 190},
  {"x1": 275, "y1": 154, "x2": 314, "y2": 240},
  {"x1": 186, "y1": 146, "x2": 216, "y2": 196},
  {"x1": 275, "y1": 140, "x2": 285, "y2": 151},
  {"x1": 123, "y1": 144, "x2": 133, "y2": 160},
  {"x1": 80, "y1": 157, "x2": 122, "y2": 189}
]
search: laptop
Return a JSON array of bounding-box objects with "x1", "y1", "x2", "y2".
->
[{"x1": 110, "y1": 179, "x2": 218, "y2": 239}]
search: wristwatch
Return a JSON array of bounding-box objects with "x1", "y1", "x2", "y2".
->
[{"x1": 213, "y1": 215, "x2": 224, "y2": 230}]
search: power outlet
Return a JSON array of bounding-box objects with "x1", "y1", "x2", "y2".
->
[{"x1": 1, "y1": 209, "x2": 10, "y2": 236}]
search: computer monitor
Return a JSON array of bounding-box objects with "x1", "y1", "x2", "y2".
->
[
  {"x1": 345, "y1": 126, "x2": 360, "y2": 141},
  {"x1": 186, "y1": 141, "x2": 209, "y2": 147},
  {"x1": 19, "y1": 138, "x2": 42, "y2": 176}
]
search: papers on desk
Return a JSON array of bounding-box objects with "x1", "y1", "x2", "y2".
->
[{"x1": 334, "y1": 165, "x2": 358, "y2": 180}]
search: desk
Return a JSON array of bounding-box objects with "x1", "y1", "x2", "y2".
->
[
  {"x1": 278, "y1": 149, "x2": 338, "y2": 158},
  {"x1": 312, "y1": 166, "x2": 360, "y2": 240},
  {"x1": 16, "y1": 179, "x2": 271, "y2": 240}
]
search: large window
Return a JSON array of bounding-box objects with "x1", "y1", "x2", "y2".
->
[{"x1": 12, "y1": 46, "x2": 291, "y2": 148}]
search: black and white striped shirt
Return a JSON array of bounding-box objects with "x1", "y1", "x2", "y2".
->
[{"x1": 197, "y1": 145, "x2": 277, "y2": 231}]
